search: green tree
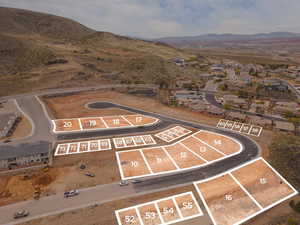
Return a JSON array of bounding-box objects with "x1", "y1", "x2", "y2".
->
[{"x1": 223, "y1": 104, "x2": 231, "y2": 110}]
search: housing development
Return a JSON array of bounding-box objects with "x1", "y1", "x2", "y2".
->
[{"x1": 0, "y1": 3, "x2": 300, "y2": 225}]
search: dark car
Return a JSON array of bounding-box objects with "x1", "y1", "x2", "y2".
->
[
  {"x1": 132, "y1": 179, "x2": 142, "y2": 184},
  {"x1": 14, "y1": 210, "x2": 29, "y2": 219}
]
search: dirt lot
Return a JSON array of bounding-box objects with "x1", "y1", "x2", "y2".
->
[
  {"x1": 0, "y1": 150, "x2": 120, "y2": 206},
  {"x1": 194, "y1": 131, "x2": 241, "y2": 155},
  {"x1": 19, "y1": 185, "x2": 212, "y2": 225},
  {"x1": 43, "y1": 90, "x2": 220, "y2": 124},
  {"x1": 232, "y1": 159, "x2": 296, "y2": 208},
  {"x1": 196, "y1": 174, "x2": 261, "y2": 225},
  {"x1": 43, "y1": 92, "x2": 135, "y2": 119}
]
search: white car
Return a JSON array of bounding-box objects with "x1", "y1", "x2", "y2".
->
[
  {"x1": 119, "y1": 180, "x2": 129, "y2": 186},
  {"x1": 64, "y1": 190, "x2": 79, "y2": 198}
]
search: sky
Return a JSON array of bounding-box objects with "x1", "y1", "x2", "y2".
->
[{"x1": 0, "y1": 0, "x2": 299, "y2": 38}]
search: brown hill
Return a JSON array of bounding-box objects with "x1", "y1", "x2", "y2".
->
[
  {"x1": 0, "y1": 7, "x2": 95, "y2": 40},
  {"x1": 0, "y1": 7, "x2": 193, "y2": 97}
]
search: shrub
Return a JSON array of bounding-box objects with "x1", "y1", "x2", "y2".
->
[
  {"x1": 294, "y1": 200, "x2": 300, "y2": 213},
  {"x1": 290, "y1": 200, "x2": 296, "y2": 209},
  {"x1": 287, "y1": 217, "x2": 299, "y2": 225}
]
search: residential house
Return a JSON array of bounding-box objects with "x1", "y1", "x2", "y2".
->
[
  {"x1": 227, "y1": 112, "x2": 247, "y2": 122},
  {"x1": 275, "y1": 121, "x2": 295, "y2": 132},
  {"x1": 273, "y1": 102, "x2": 300, "y2": 114},
  {"x1": 223, "y1": 95, "x2": 249, "y2": 109},
  {"x1": 263, "y1": 79, "x2": 289, "y2": 92},
  {"x1": 247, "y1": 115, "x2": 272, "y2": 128}
]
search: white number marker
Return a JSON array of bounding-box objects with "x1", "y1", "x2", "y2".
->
[
  {"x1": 200, "y1": 146, "x2": 207, "y2": 152},
  {"x1": 225, "y1": 195, "x2": 233, "y2": 201},
  {"x1": 113, "y1": 119, "x2": 120, "y2": 125},
  {"x1": 260, "y1": 178, "x2": 267, "y2": 184},
  {"x1": 156, "y1": 157, "x2": 162, "y2": 163},
  {"x1": 131, "y1": 161, "x2": 139, "y2": 168},
  {"x1": 145, "y1": 212, "x2": 156, "y2": 220},
  {"x1": 214, "y1": 139, "x2": 222, "y2": 145},
  {"x1": 125, "y1": 215, "x2": 135, "y2": 223},
  {"x1": 163, "y1": 207, "x2": 174, "y2": 215},
  {"x1": 180, "y1": 152, "x2": 187, "y2": 159},
  {"x1": 89, "y1": 120, "x2": 97, "y2": 127},
  {"x1": 63, "y1": 121, "x2": 72, "y2": 128},
  {"x1": 136, "y1": 117, "x2": 142, "y2": 123},
  {"x1": 183, "y1": 202, "x2": 193, "y2": 209}
]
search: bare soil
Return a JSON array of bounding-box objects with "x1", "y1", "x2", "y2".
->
[{"x1": 19, "y1": 185, "x2": 213, "y2": 225}]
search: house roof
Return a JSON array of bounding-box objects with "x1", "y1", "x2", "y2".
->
[
  {"x1": 275, "y1": 121, "x2": 294, "y2": 131},
  {"x1": 0, "y1": 141, "x2": 50, "y2": 160},
  {"x1": 228, "y1": 112, "x2": 246, "y2": 120},
  {"x1": 248, "y1": 116, "x2": 272, "y2": 125}
]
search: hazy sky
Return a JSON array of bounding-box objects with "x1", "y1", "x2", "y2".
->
[{"x1": 0, "y1": 0, "x2": 299, "y2": 38}]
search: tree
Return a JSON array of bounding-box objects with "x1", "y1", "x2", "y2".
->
[{"x1": 223, "y1": 104, "x2": 231, "y2": 110}]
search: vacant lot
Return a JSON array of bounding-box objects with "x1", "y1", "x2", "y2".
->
[
  {"x1": 0, "y1": 150, "x2": 120, "y2": 206},
  {"x1": 19, "y1": 185, "x2": 213, "y2": 225}
]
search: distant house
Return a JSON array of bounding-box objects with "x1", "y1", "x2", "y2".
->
[
  {"x1": 248, "y1": 116, "x2": 272, "y2": 128},
  {"x1": 273, "y1": 102, "x2": 299, "y2": 114},
  {"x1": 0, "y1": 142, "x2": 51, "y2": 170},
  {"x1": 223, "y1": 95, "x2": 248, "y2": 109},
  {"x1": 275, "y1": 121, "x2": 295, "y2": 132},
  {"x1": 207, "y1": 106, "x2": 225, "y2": 116},
  {"x1": 239, "y1": 72, "x2": 252, "y2": 85},
  {"x1": 210, "y1": 64, "x2": 224, "y2": 72},
  {"x1": 263, "y1": 79, "x2": 289, "y2": 92},
  {"x1": 227, "y1": 112, "x2": 246, "y2": 121},
  {"x1": 198, "y1": 74, "x2": 215, "y2": 80},
  {"x1": 172, "y1": 58, "x2": 185, "y2": 66}
]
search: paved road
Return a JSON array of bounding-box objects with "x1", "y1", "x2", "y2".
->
[
  {"x1": 204, "y1": 79, "x2": 219, "y2": 92},
  {"x1": 0, "y1": 92, "x2": 260, "y2": 225}
]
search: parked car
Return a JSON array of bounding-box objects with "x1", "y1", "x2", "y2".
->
[
  {"x1": 132, "y1": 179, "x2": 142, "y2": 184},
  {"x1": 14, "y1": 210, "x2": 29, "y2": 219},
  {"x1": 64, "y1": 190, "x2": 79, "y2": 198},
  {"x1": 119, "y1": 180, "x2": 129, "y2": 186},
  {"x1": 85, "y1": 172, "x2": 95, "y2": 177}
]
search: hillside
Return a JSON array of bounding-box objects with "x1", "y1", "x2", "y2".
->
[
  {"x1": 0, "y1": 7, "x2": 193, "y2": 97},
  {"x1": 0, "y1": 7, "x2": 95, "y2": 39}
]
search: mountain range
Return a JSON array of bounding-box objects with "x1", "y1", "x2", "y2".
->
[{"x1": 154, "y1": 32, "x2": 300, "y2": 45}]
